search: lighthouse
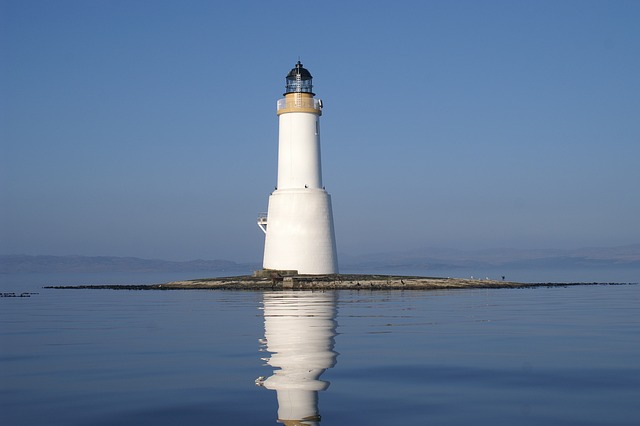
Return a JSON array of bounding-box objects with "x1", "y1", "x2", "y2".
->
[{"x1": 258, "y1": 61, "x2": 338, "y2": 275}]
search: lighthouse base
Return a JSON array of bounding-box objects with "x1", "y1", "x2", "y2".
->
[{"x1": 263, "y1": 188, "x2": 338, "y2": 275}]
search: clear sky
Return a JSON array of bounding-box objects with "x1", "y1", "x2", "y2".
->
[{"x1": 2, "y1": 0, "x2": 639, "y2": 262}]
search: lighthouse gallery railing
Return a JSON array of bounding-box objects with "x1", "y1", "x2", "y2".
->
[{"x1": 277, "y1": 97, "x2": 322, "y2": 111}]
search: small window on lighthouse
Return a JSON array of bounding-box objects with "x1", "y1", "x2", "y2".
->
[{"x1": 315, "y1": 120, "x2": 319, "y2": 135}]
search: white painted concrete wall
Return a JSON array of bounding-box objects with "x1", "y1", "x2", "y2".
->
[
  {"x1": 276, "y1": 112, "x2": 322, "y2": 190},
  {"x1": 263, "y1": 188, "x2": 338, "y2": 274}
]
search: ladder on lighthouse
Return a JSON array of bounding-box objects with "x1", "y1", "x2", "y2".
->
[{"x1": 294, "y1": 73, "x2": 302, "y2": 107}]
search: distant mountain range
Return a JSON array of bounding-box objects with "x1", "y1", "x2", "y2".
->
[
  {"x1": 339, "y1": 244, "x2": 640, "y2": 272},
  {"x1": 2, "y1": 244, "x2": 639, "y2": 273},
  {"x1": 0, "y1": 255, "x2": 258, "y2": 274}
]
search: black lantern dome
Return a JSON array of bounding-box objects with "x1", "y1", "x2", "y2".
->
[{"x1": 285, "y1": 61, "x2": 314, "y2": 95}]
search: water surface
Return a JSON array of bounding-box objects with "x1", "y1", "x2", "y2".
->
[{"x1": 1, "y1": 272, "x2": 639, "y2": 425}]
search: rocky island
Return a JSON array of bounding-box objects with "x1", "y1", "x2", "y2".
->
[{"x1": 45, "y1": 272, "x2": 630, "y2": 291}]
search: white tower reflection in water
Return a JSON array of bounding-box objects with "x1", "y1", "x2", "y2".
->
[{"x1": 257, "y1": 292, "x2": 338, "y2": 425}]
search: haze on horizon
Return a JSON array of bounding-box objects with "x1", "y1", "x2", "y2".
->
[{"x1": 2, "y1": 1, "x2": 639, "y2": 263}]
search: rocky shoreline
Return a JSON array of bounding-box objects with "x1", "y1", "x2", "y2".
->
[{"x1": 44, "y1": 274, "x2": 633, "y2": 291}]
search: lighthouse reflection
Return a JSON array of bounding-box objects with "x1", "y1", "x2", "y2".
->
[{"x1": 257, "y1": 291, "x2": 338, "y2": 425}]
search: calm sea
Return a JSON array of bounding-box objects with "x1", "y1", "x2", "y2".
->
[{"x1": 1, "y1": 268, "x2": 639, "y2": 425}]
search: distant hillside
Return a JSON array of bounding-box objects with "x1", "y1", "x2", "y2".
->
[
  {"x1": 3, "y1": 245, "x2": 639, "y2": 274},
  {"x1": 0, "y1": 255, "x2": 259, "y2": 274},
  {"x1": 339, "y1": 244, "x2": 640, "y2": 271}
]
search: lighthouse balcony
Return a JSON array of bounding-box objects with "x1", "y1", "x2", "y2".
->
[
  {"x1": 257, "y1": 212, "x2": 268, "y2": 234},
  {"x1": 277, "y1": 97, "x2": 322, "y2": 115}
]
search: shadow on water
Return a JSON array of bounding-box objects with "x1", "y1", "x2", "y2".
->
[{"x1": 256, "y1": 291, "x2": 338, "y2": 425}]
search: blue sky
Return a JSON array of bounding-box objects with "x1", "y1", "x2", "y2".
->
[{"x1": 2, "y1": 0, "x2": 639, "y2": 262}]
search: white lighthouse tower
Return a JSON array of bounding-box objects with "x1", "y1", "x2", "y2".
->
[{"x1": 258, "y1": 61, "x2": 338, "y2": 275}]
